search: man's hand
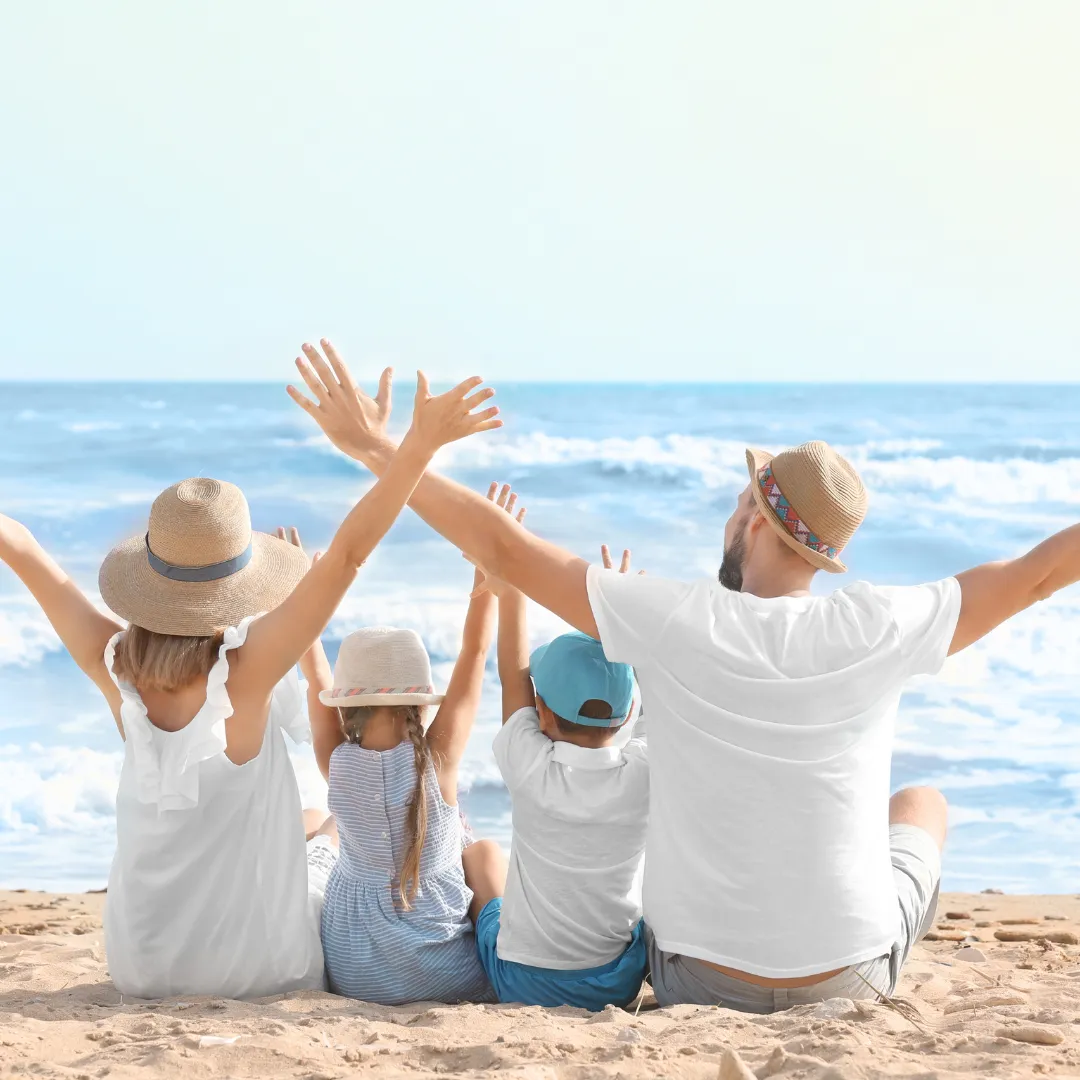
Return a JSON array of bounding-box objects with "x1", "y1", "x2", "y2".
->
[
  {"x1": 470, "y1": 483, "x2": 527, "y2": 598},
  {"x1": 287, "y1": 339, "x2": 394, "y2": 459}
]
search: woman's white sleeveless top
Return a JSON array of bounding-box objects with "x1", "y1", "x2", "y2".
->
[{"x1": 103, "y1": 616, "x2": 325, "y2": 999}]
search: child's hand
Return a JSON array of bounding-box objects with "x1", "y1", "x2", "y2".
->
[
  {"x1": 601, "y1": 544, "x2": 646, "y2": 576},
  {"x1": 277, "y1": 527, "x2": 329, "y2": 677},
  {"x1": 469, "y1": 483, "x2": 527, "y2": 598},
  {"x1": 408, "y1": 373, "x2": 502, "y2": 455}
]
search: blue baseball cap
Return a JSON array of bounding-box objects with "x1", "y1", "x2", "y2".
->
[{"x1": 529, "y1": 632, "x2": 635, "y2": 728}]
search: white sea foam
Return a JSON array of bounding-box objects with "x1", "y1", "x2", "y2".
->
[{"x1": 0, "y1": 743, "x2": 122, "y2": 835}]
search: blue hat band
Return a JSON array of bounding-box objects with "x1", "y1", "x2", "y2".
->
[{"x1": 145, "y1": 534, "x2": 254, "y2": 582}]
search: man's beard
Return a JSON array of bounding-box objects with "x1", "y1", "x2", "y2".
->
[{"x1": 718, "y1": 533, "x2": 746, "y2": 592}]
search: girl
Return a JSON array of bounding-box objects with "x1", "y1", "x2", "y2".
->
[
  {"x1": 0, "y1": 346, "x2": 499, "y2": 999},
  {"x1": 309, "y1": 488, "x2": 509, "y2": 1005}
]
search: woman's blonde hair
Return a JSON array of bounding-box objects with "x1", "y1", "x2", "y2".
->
[
  {"x1": 111, "y1": 625, "x2": 224, "y2": 692},
  {"x1": 339, "y1": 704, "x2": 431, "y2": 911}
]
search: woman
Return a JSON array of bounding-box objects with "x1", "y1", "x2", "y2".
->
[{"x1": 0, "y1": 350, "x2": 499, "y2": 998}]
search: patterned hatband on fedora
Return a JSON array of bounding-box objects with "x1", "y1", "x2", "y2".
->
[
  {"x1": 757, "y1": 464, "x2": 839, "y2": 561},
  {"x1": 744, "y1": 442, "x2": 867, "y2": 574}
]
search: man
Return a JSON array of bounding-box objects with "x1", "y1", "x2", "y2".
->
[{"x1": 289, "y1": 342, "x2": 1076, "y2": 1011}]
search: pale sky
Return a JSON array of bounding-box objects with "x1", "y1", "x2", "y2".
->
[{"x1": 1, "y1": 2, "x2": 1078, "y2": 382}]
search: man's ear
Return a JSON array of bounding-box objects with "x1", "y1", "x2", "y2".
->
[{"x1": 747, "y1": 508, "x2": 769, "y2": 536}]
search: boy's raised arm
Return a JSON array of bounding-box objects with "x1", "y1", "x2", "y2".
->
[
  {"x1": 288, "y1": 341, "x2": 598, "y2": 639},
  {"x1": 474, "y1": 484, "x2": 535, "y2": 723}
]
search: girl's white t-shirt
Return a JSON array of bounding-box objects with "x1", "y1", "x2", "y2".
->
[
  {"x1": 103, "y1": 617, "x2": 325, "y2": 999},
  {"x1": 586, "y1": 566, "x2": 961, "y2": 979}
]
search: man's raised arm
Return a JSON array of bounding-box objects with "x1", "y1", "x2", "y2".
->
[
  {"x1": 286, "y1": 340, "x2": 599, "y2": 638},
  {"x1": 952, "y1": 522, "x2": 1080, "y2": 654}
]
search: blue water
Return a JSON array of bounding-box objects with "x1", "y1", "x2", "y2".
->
[{"x1": 1, "y1": 382, "x2": 1078, "y2": 892}]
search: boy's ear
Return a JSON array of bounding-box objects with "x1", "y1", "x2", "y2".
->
[{"x1": 534, "y1": 696, "x2": 556, "y2": 737}]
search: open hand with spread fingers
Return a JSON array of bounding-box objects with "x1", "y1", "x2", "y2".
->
[
  {"x1": 288, "y1": 340, "x2": 394, "y2": 460},
  {"x1": 469, "y1": 483, "x2": 527, "y2": 598},
  {"x1": 288, "y1": 339, "x2": 501, "y2": 460},
  {"x1": 601, "y1": 544, "x2": 645, "y2": 576},
  {"x1": 409, "y1": 372, "x2": 502, "y2": 456}
]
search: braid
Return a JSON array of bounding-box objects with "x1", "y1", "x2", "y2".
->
[{"x1": 399, "y1": 705, "x2": 431, "y2": 910}]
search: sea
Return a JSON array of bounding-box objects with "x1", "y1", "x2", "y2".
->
[{"x1": 1, "y1": 382, "x2": 1078, "y2": 894}]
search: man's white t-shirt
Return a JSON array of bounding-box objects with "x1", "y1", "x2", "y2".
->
[
  {"x1": 493, "y1": 707, "x2": 649, "y2": 970},
  {"x1": 586, "y1": 567, "x2": 961, "y2": 979}
]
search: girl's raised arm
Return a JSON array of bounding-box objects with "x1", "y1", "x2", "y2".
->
[
  {"x1": 0, "y1": 515, "x2": 124, "y2": 733},
  {"x1": 302, "y1": 635, "x2": 342, "y2": 782},
  {"x1": 426, "y1": 565, "x2": 496, "y2": 792},
  {"x1": 227, "y1": 356, "x2": 500, "y2": 764}
]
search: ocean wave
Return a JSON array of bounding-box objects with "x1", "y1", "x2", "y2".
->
[
  {"x1": 435, "y1": 433, "x2": 1080, "y2": 506},
  {"x1": 0, "y1": 744, "x2": 122, "y2": 834}
]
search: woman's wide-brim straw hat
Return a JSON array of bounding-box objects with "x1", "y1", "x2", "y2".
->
[
  {"x1": 745, "y1": 441, "x2": 867, "y2": 574},
  {"x1": 320, "y1": 627, "x2": 445, "y2": 708},
  {"x1": 99, "y1": 478, "x2": 310, "y2": 636}
]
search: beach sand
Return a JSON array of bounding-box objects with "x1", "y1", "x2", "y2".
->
[{"x1": 0, "y1": 890, "x2": 1077, "y2": 1078}]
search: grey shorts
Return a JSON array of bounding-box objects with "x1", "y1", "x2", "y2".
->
[{"x1": 647, "y1": 824, "x2": 941, "y2": 1013}]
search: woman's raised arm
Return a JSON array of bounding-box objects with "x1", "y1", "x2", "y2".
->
[
  {"x1": 0, "y1": 514, "x2": 124, "y2": 734},
  {"x1": 226, "y1": 356, "x2": 501, "y2": 763}
]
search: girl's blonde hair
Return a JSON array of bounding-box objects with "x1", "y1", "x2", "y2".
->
[
  {"x1": 339, "y1": 704, "x2": 431, "y2": 911},
  {"x1": 111, "y1": 625, "x2": 224, "y2": 692}
]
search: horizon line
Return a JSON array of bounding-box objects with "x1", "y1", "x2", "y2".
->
[{"x1": 3, "y1": 377, "x2": 1080, "y2": 387}]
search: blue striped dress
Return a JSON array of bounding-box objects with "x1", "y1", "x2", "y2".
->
[{"x1": 320, "y1": 740, "x2": 494, "y2": 1005}]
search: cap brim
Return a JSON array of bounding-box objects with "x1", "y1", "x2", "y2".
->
[
  {"x1": 318, "y1": 691, "x2": 445, "y2": 707},
  {"x1": 99, "y1": 531, "x2": 311, "y2": 635},
  {"x1": 745, "y1": 448, "x2": 848, "y2": 574}
]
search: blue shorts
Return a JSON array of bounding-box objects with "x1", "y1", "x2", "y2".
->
[{"x1": 475, "y1": 898, "x2": 647, "y2": 1011}]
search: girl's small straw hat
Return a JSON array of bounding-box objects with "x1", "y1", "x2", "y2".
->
[
  {"x1": 321, "y1": 627, "x2": 445, "y2": 707},
  {"x1": 99, "y1": 478, "x2": 310, "y2": 636}
]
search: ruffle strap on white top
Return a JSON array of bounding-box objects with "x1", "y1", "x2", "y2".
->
[{"x1": 103, "y1": 614, "x2": 308, "y2": 812}]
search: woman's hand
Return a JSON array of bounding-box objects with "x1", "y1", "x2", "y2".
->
[
  {"x1": 405, "y1": 372, "x2": 502, "y2": 457},
  {"x1": 288, "y1": 339, "x2": 394, "y2": 460},
  {"x1": 469, "y1": 483, "x2": 527, "y2": 598}
]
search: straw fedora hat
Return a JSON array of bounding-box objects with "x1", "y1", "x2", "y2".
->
[
  {"x1": 319, "y1": 627, "x2": 445, "y2": 707},
  {"x1": 99, "y1": 478, "x2": 310, "y2": 636},
  {"x1": 745, "y1": 441, "x2": 867, "y2": 574}
]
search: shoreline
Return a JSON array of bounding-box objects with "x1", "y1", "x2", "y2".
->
[{"x1": 1, "y1": 889, "x2": 1077, "y2": 1078}]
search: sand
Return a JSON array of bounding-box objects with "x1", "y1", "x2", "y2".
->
[{"x1": 0, "y1": 890, "x2": 1077, "y2": 1079}]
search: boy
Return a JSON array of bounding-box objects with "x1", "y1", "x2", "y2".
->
[{"x1": 474, "y1": 536, "x2": 648, "y2": 1011}]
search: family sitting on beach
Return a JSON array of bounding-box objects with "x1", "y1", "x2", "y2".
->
[{"x1": 2, "y1": 340, "x2": 1076, "y2": 1015}]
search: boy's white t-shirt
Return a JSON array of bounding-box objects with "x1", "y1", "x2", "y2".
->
[
  {"x1": 586, "y1": 566, "x2": 961, "y2": 979},
  {"x1": 493, "y1": 707, "x2": 649, "y2": 970}
]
